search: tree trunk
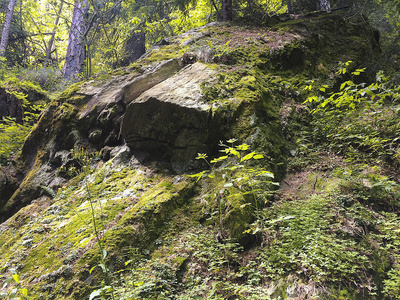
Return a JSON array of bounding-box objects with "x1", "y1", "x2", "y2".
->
[
  {"x1": 0, "y1": 0, "x2": 18, "y2": 57},
  {"x1": 46, "y1": 0, "x2": 64, "y2": 64},
  {"x1": 121, "y1": 32, "x2": 145, "y2": 67},
  {"x1": 287, "y1": 0, "x2": 293, "y2": 13},
  {"x1": 63, "y1": 0, "x2": 89, "y2": 81},
  {"x1": 221, "y1": 0, "x2": 232, "y2": 21},
  {"x1": 317, "y1": 0, "x2": 330, "y2": 10}
]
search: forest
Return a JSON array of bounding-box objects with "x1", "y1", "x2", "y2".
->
[
  {"x1": 0, "y1": 0, "x2": 397, "y2": 80},
  {"x1": 0, "y1": 0, "x2": 400, "y2": 299}
]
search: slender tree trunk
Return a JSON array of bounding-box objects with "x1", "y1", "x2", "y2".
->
[
  {"x1": 317, "y1": 0, "x2": 330, "y2": 10},
  {"x1": 221, "y1": 0, "x2": 232, "y2": 21},
  {"x1": 46, "y1": 0, "x2": 64, "y2": 63},
  {"x1": 0, "y1": 0, "x2": 18, "y2": 57},
  {"x1": 287, "y1": 0, "x2": 293, "y2": 13},
  {"x1": 63, "y1": 0, "x2": 89, "y2": 81}
]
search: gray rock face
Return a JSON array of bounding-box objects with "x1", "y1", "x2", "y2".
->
[
  {"x1": 0, "y1": 59, "x2": 185, "y2": 220},
  {"x1": 121, "y1": 62, "x2": 217, "y2": 172}
]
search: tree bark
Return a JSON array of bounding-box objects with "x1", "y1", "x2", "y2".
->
[
  {"x1": 317, "y1": 0, "x2": 330, "y2": 10},
  {"x1": 0, "y1": 0, "x2": 18, "y2": 57},
  {"x1": 46, "y1": 0, "x2": 64, "y2": 63},
  {"x1": 63, "y1": 0, "x2": 89, "y2": 81},
  {"x1": 121, "y1": 32, "x2": 145, "y2": 66},
  {"x1": 287, "y1": 0, "x2": 293, "y2": 13},
  {"x1": 221, "y1": 0, "x2": 232, "y2": 21}
]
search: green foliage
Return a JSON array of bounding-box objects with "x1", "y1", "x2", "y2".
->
[
  {"x1": 0, "y1": 268, "x2": 30, "y2": 299},
  {"x1": 114, "y1": 227, "x2": 275, "y2": 299},
  {"x1": 189, "y1": 139, "x2": 277, "y2": 237},
  {"x1": 256, "y1": 195, "x2": 374, "y2": 286},
  {"x1": 0, "y1": 91, "x2": 44, "y2": 164},
  {"x1": 302, "y1": 61, "x2": 400, "y2": 163},
  {"x1": 14, "y1": 67, "x2": 63, "y2": 92},
  {"x1": 377, "y1": 213, "x2": 400, "y2": 298},
  {"x1": 64, "y1": 146, "x2": 100, "y2": 177},
  {"x1": 58, "y1": 146, "x2": 115, "y2": 300}
]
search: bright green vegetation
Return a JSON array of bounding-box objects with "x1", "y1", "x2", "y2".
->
[
  {"x1": 0, "y1": 77, "x2": 48, "y2": 164},
  {"x1": 1, "y1": 12, "x2": 400, "y2": 300}
]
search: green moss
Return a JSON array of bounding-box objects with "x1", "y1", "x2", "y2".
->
[
  {"x1": 143, "y1": 44, "x2": 189, "y2": 63},
  {"x1": 0, "y1": 15, "x2": 386, "y2": 299},
  {"x1": 57, "y1": 83, "x2": 82, "y2": 102},
  {"x1": 1, "y1": 76, "x2": 49, "y2": 99}
]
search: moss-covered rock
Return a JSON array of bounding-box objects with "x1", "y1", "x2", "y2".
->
[
  {"x1": 0, "y1": 12, "x2": 386, "y2": 299},
  {"x1": 0, "y1": 77, "x2": 49, "y2": 122}
]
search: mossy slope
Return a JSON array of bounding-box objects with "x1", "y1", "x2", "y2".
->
[{"x1": 0, "y1": 12, "x2": 388, "y2": 299}]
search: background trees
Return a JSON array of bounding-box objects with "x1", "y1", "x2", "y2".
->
[
  {"x1": 0, "y1": 0, "x2": 17, "y2": 57},
  {"x1": 63, "y1": 0, "x2": 89, "y2": 81},
  {"x1": 0, "y1": 0, "x2": 397, "y2": 81}
]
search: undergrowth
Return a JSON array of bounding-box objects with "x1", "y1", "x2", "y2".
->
[
  {"x1": 302, "y1": 61, "x2": 400, "y2": 165},
  {"x1": 0, "y1": 91, "x2": 44, "y2": 164}
]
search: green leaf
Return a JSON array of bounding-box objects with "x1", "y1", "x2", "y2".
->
[
  {"x1": 240, "y1": 152, "x2": 255, "y2": 162},
  {"x1": 134, "y1": 281, "x2": 144, "y2": 287},
  {"x1": 89, "y1": 265, "x2": 97, "y2": 274},
  {"x1": 231, "y1": 149, "x2": 240, "y2": 158},
  {"x1": 236, "y1": 143, "x2": 250, "y2": 151},
  {"x1": 125, "y1": 260, "x2": 132, "y2": 266},
  {"x1": 12, "y1": 274, "x2": 19, "y2": 284},
  {"x1": 20, "y1": 288, "x2": 28, "y2": 296},
  {"x1": 188, "y1": 171, "x2": 206, "y2": 182},
  {"x1": 303, "y1": 95, "x2": 318, "y2": 104},
  {"x1": 210, "y1": 156, "x2": 228, "y2": 163},
  {"x1": 259, "y1": 171, "x2": 274, "y2": 178},
  {"x1": 99, "y1": 263, "x2": 107, "y2": 273},
  {"x1": 253, "y1": 154, "x2": 264, "y2": 159},
  {"x1": 196, "y1": 153, "x2": 207, "y2": 160}
]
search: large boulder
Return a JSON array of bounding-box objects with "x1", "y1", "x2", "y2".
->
[{"x1": 121, "y1": 62, "x2": 217, "y2": 172}]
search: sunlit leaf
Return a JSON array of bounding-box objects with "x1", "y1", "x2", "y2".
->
[
  {"x1": 210, "y1": 156, "x2": 228, "y2": 163},
  {"x1": 20, "y1": 288, "x2": 28, "y2": 296},
  {"x1": 236, "y1": 144, "x2": 250, "y2": 151},
  {"x1": 89, "y1": 265, "x2": 97, "y2": 274},
  {"x1": 240, "y1": 152, "x2": 255, "y2": 162},
  {"x1": 125, "y1": 260, "x2": 132, "y2": 266},
  {"x1": 102, "y1": 249, "x2": 107, "y2": 260},
  {"x1": 196, "y1": 153, "x2": 207, "y2": 160},
  {"x1": 12, "y1": 274, "x2": 19, "y2": 284}
]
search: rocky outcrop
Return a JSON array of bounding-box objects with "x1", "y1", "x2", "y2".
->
[
  {"x1": 0, "y1": 13, "x2": 382, "y2": 222},
  {"x1": 0, "y1": 13, "x2": 386, "y2": 299},
  {"x1": 0, "y1": 59, "x2": 185, "y2": 221},
  {"x1": 121, "y1": 62, "x2": 217, "y2": 172}
]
